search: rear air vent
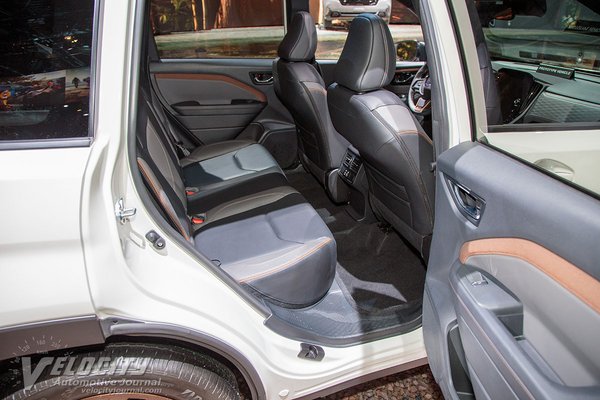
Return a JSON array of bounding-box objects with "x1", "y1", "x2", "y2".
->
[{"x1": 339, "y1": 149, "x2": 362, "y2": 184}]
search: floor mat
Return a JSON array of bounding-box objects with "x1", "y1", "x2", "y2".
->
[{"x1": 287, "y1": 169, "x2": 426, "y2": 312}]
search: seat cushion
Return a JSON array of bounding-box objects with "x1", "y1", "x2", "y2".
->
[
  {"x1": 193, "y1": 189, "x2": 337, "y2": 307},
  {"x1": 183, "y1": 141, "x2": 288, "y2": 214}
]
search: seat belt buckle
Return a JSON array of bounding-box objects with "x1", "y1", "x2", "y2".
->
[
  {"x1": 177, "y1": 143, "x2": 191, "y2": 157},
  {"x1": 185, "y1": 187, "x2": 199, "y2": 196},
  {"x1": 191, "y1": 214, "x2": 206, "y2": 225}
]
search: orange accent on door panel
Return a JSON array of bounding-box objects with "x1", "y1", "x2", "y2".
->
[
  {"x1": 154, "y1": 73, "x2": 267, "y2": 103},
  {"x1": 460, "y1": 238, "x2": 600, "y2": 314}
]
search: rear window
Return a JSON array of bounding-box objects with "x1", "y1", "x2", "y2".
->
[{"x1": 151, "y1": 0, "x2": 423, "y2": 60}]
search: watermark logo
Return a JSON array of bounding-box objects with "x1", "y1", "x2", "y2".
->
[{"x1": 21, "y1": 356, "x2": 152, "y2": 390}]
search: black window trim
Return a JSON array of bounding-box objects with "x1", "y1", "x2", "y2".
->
[{"x1": 0, "y1": 0, "x2": 101, "y2": 151}]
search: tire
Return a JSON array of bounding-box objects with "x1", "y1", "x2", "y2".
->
[{"x1": 2, "y1": 343, "x2": 241, "y2": 400}]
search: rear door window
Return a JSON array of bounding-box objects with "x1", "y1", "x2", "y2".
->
[
  {"x1": 151, "y1": 0, "x2": 285, "y2": 59},
  {"x1": 460, "y1": 0, "x2": 600, "y2": 197}
]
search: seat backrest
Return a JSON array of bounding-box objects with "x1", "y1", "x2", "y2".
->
[
  {"x1": 328, "y1": 14, "x2": 434, "y2": 256},
  {"x1": 273, "y1": 12, "x2": 347, "y2": 185},
  {"x1": 136, "y1": 85, "x2": 193, "y2": 241}
]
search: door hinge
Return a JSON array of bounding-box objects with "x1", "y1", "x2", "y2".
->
[{"x1": 115, "y1": 198, "x2": 136, "y2": 224}]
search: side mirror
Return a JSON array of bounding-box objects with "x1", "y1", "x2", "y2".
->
[{"x1": 396, "y1": 40, "x2": 427, "y2": 62}]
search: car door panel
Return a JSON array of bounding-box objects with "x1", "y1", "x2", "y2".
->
[
  {"x1": 424, "y1": 141, "x2": 600, "y2": 400},
  {"x1": 152, "y1": 69, "x2": 268, "y2": 143},
  {"x1": 148, "y1": 60, "x2": 298, "y2": 167}
]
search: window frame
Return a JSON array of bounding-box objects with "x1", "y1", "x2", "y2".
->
[
  {"x1": 0, "y1": 0, "x2": 101, "y2": 151},
  {"x1": 447, "y1": 0, "x2": 600, "y2": 201}
]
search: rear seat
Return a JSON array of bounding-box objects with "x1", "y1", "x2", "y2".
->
[
  {"x1": 144, "y1": 89, "x2": 289, "y2": 215},
  {"x1": 136, "y1": 88, "x2": 337, "y2": 307}
]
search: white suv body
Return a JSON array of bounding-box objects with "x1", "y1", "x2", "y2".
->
[{"x1": 1, "y1": 0, "x2": 599, "y2": 399}]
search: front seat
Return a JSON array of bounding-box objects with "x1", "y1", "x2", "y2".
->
[
  {"x1": 273, "y1": 12, "x2": 349, "y2": 200},
  {"x1": 328, "y1": 14, "x2": 434, "y2": 258}
]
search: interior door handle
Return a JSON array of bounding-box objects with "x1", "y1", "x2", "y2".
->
[
  {"x1": 250, "y1": 72, "x2": 274, "y2": 85},
  {"x1": 446, "y1": 177, "x2": 486, "y2": 225}
]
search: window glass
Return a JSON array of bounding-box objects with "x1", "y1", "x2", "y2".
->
[
  {"x1": 152, "y1": 0, "x2": 284, "y2": 59},
  {"x1": 0, "y1": 0, "x2": 95, "y2": 142},
  {"x1": 463, "y1": 0, "x2": 600, "y2": 196},
  {"x1": 309, "y1": 0, "x2": 423, "y2": 60}
]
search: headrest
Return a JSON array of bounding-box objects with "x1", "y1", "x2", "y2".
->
[
  {"x1": 334, "y1": 14, "x2": 396, "y2": 93},
  {"x1": 278, "y1": 12, "x2": 317, "y2": 62}
]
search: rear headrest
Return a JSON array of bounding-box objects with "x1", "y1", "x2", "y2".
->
[
  {"x1": 334, "y1": 14, "x2": 396, "y2": 93},
  {"x1": 278, "y1": 12, "x2": 317, "y2": 62}
]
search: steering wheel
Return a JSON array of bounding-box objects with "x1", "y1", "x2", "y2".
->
[{"x1": 408, "y1": 64, "x2": 432, "y2": 115}]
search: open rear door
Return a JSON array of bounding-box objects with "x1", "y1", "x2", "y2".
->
[
  {"x1": 424, "y1": 142, "x2": 600, "y2": 399},
  {"x1": 422, "y1": 0, "x2": 600, "y2": 399}
]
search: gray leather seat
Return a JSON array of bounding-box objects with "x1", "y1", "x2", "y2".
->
[
  {"x1": 136, "y1": 89, "x2": 336, "y2": 307},
  {"x1": 273, "y1": 12, "x2": 348, "y2": 194},
  {"x1": 328, "y1": 14, "x2": 434, "y2": 258},
  {"x1": 181, "y1": 140, "x2": 288, "y2": 214},
  {"x1": 143, "y1": 86, "x2": 289, "y2": 215}
]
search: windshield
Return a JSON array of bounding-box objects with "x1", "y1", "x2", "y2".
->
[{"x1": 481, "y1": 0, "x2": 600, "y2": 73}]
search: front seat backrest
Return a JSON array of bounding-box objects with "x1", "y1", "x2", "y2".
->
[
  {"x1": 273, "y1": 12, "x2": 348, "y2": 191},
  {"x1": 328, "y1": 14, "x2": 435, "y2": 258}
]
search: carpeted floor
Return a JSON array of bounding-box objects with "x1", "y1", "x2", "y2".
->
[{"x1": 286, "y1": 169, "x2": 426, "y2": 313}]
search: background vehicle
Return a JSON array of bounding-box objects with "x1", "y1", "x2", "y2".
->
[{"x1": 320, "y1": 0, "x2": 392, "y2": 29}]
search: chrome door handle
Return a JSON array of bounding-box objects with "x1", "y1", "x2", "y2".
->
[
  {"x1": 446, "y1": 178, "x2": 485, "y2": 226},
  {"x1": 250, "y1": 72, "x2": 274, "y2": 85}
]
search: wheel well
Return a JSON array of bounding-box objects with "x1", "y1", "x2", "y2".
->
[
  {"x1": 0, "y1": 336, "x2": 259, "y2": 400},
  {"x1": 107, "y1": 336, "x2": 254, "y2": 398}
]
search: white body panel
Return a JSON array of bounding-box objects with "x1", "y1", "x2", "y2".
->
[
  {"x1": 486, "y1": 129, "x2": 600, "y2": 193},
  {"x1": 0, "y1": 148, "x2": 94, "y2": 327}
]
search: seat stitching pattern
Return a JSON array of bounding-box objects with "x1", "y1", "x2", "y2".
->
[
  {"x1": 370, "y1": 105, "x2": 434, "y2": 227},
  {"x1": 300, "y1": 81, "x2": 332, "y2": 166},
  {"x1": 185, "y1": 142, "x2": 253, "y2": 166},
  {"x1": 378, "y1": 19, "x2": 389, "y2": 88},
  {"x1": 288, "y1": 14, "x2": 307, "y2": 60},
  {"x1": 359, "y1": 16, "x2": 376, "y2": 92},
  {"x1": 233, "y1": 149, "x2": 266, "y2": 173},
  {"x1": 152, "y1": 123, "x2": 183, "y2": 199},
  {"x1": 377, "y1": 117, "x2": 434, "y2": 227},
  {"x1": 237, "y1": 237, "x2": 333, "y2": 283},
  {"x1": 200, "y1": 190, "x2": 296, "y2": 228}
]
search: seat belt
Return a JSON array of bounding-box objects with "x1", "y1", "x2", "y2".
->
[
  {"x1": 137, "y1": 156, "x2": 191, "y2": 241},
  {"x1": 146, "y1": 96, "x2": 191, "y2": 158}
]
